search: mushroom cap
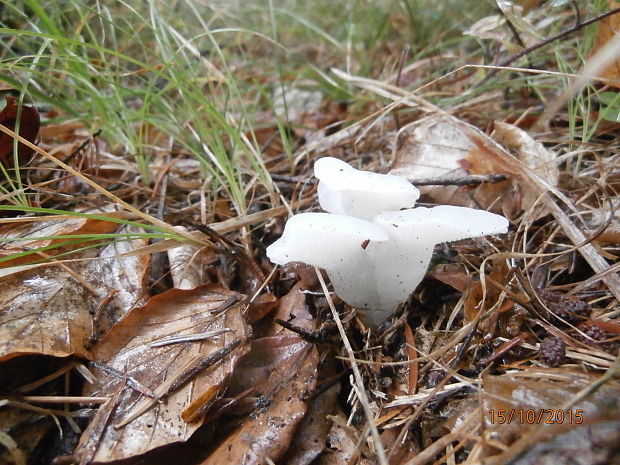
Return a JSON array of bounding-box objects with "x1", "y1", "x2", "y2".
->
[
  {"x1": 373, "y1": 205, "x2": 509, "y2": 244},
  {"x1": 314, "y1": 157, "x2": 420, "y2": 220},
  {"x1": 266, "y1": 212, "x2": 388, "y2": 269},
  {"x1": 365, "y1": 206, "x2": 509, "y2": 312},
  {"x1": 266, "y1": 212, "x2": 388, "y2": 311}
]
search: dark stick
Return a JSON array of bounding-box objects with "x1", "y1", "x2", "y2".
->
[
  {"x1": 412, "y1": 173, "x2": 507, "y2": 186},
  {"x1": 163, "y1": 339, "x2": 242, "y2": 397},
  {"x1": 271, "y1": 173, "x2": 507, "y2": 186}
]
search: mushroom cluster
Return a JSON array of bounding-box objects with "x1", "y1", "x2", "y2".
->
[{"x1": 267, "y1": 157, "x2": 509, "y2": 327}]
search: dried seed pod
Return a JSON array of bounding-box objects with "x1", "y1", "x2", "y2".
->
[
  {"x1": 577, "y1": 321, "x2": 618, "y2": 355},
  {"x1": 537, "y1": 290, "x2": 591, "y2": 325},
  {"x1": 539, "y1": 336, "x2": 566, "y2": 367}
]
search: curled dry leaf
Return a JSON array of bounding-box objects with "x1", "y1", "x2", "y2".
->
[
  {"x1": 202, "y1": 286, "x2": 318, "y2": 465},
  {"x1": 0, "y1": 210, "x2": 125, "y2": 270},
  {"x1": 267, "y1": 282, "x2": 314, "y2": 336},
  {"x1": 390, "y1": 115, "x2": 560, "y2": 219},
  {"x1": 491, "y1": 121, "x2": 558, "y2": 207},
  {"x1": 482, "y1": 373, "x2": 620, "y2": 463},
  {"x1": 76, "y1": 285, "x2": 249, "y2": 463},
  {"x1": 0, "y1": 222, "x2": 149, "y2": 361},
  {"x1": 167, "y1": 226, "x2": 207, "y2": 290},
  {"x1": 282, "y1": 383, "x2": 340, "y2": 465},
  {"x1": 390, "y1": 116, "x2": 471, "y2": 205}
]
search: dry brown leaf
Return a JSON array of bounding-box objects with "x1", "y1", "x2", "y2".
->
[
  {"x1": 466, "y1": 121, "x2": 560, "y2": 218},
  {"x1": 228, "y1": 335, "x2": 314, "y2": 399},
  {"x1": 592, "y1": 1, "x2": 620, "y2": 88},
  {"x1": 76, "y1": 285, "x2": 249, "y2": 463},
  {"x1": 282, "y1": 382, "x2": 340, "y2": 465},
  {"x1": 462, "y1": 121, "x2": 620, "y2": 302},
  {"x1": 201, "y1": 344, "x2": 318, "y2": 465},
  {"x1": 404, "y1": 323, "x2": 419, "y2": 396},
  {"x1": 228, "y1": 284, "x2": 316, "y2": 395},
  {"x1": 166, "y1": 226, "x2": 207, "y2": 290},
  {"x1": 491, "y1": 121, "x2": 558, "y2": 205},
  {"x1": 284, "y1": 385, "x2": 339, "y2": 463},
  {"x1": 481, "y1": 372, "x2": 620, "y2": 462},
  {"x1": 428, "y1": 264, "x2": 472, "y2": 293},
  {"x1": 391, "y1": 115, "x2": 562, "y2": 219},
  {"x1": 390, "y1": 116, "x2": 472, "y2": 205},
  {"x1": 0, "y1": 225, "x2": 149, "y2": 361}
]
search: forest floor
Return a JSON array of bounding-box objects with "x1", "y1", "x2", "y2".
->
[{"x1": 0, "y1": 1, "x2": 619, "y2": 464}]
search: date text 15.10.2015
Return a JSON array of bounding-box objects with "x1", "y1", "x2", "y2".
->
[{"x1": 488, "y1": 409, "x2": 584, "y2": 425}]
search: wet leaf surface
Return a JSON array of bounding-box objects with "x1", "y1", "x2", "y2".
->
[
  {"x1": 0, "y1": 224, "x2": 149, "y2": 361},
  {"x1": 76, "y1": 285, "x2": 249, "y2": 463},
  {"x1": 281, "y1": 382, "x2": 340, "y2": 465},
  {"x1": 201, "y1": 344, "x2": 318, "y2": 465}
]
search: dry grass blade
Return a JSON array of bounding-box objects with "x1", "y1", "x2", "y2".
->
[{"x1": 0, "y1": 124, "x2": 206, "y2": 246}]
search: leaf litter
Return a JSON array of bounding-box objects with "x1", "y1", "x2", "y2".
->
[
  {"x1": 2, "y1": 2, "x2": 620, "y2": 464},
  {"x1": 76, "y1": 284, "x2": 249, "y2": 463},
  {"x1": 0, "y1": 216, "x2": 149, "y2": 360}
]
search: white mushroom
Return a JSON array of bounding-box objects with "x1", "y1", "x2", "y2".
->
[
  {"x1": 361, "y1": 206, "x2": 510, "y2": 326},
  {"x1": 266, "y1": 212, "x2": 388, "y2": 309},
  {"x1": 314, "y1": 157, "x2": 420, "y2": 220},
  {"x1": 267, "y1": 158, "x2": 510, "y2": 329}
]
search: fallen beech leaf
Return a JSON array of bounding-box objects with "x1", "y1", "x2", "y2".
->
[
  {"x1": 482, "y1": 373, "x2": 620, "y2": 462},
  {"x1": 0, "y1": 225, "x2": 149, "y2": 361},
  {"x1": 391, "y1": 115, "x2": 560, "y2": 218},
  {"x1": 76, "y1": 285, "x2": 249, "y2": 463},
  {"x1": 166, "y1": 226, "x2": 207, "y2": 289},
  {"x1": 428, "y1": 263, "x2": 471, "y2": 293},
  {"x1": 404, "y1": 323, "x2": 418, "y2": 396},
  {"x1": 0, "y1": 397, "x2": 50, "y2": 464},
  {"x1": 0, "y1": 97, "x2": 40, "y2": 164},
  {"x1": 466, "y1": 121, "x2": 558, "y2": 218},
  {"x1": 201, "y1": 344, "x2": 318, "y2": 465},
  {"x1": 228, "y1": 335, "x2": 315, "y2": 399},
  {"x1": 282, "y1": 357, "x2": 340, "y2": 465},
  {"x1": 390, "y1": 116, "x2": 472, "y2": 205},
  {"x1": 504, "y1": 420, "x2": 620, "y2": 465},
  {"x1": 492, "y1": 121, "x2": 558, "y2": 200}
]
